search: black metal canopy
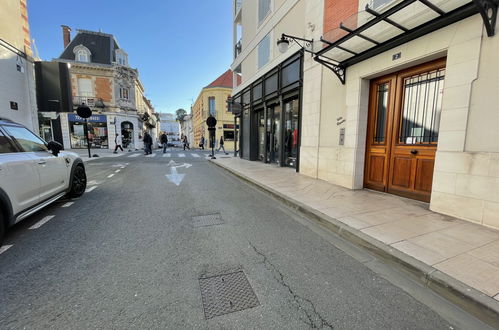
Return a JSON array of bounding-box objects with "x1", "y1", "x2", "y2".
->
[{"x1": 314, "y1": 0, "x2": 499, "y2": 84}]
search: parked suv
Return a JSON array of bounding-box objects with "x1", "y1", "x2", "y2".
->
[{"x1": 0, "y1": 118, "x2": 86, "y2": 245}]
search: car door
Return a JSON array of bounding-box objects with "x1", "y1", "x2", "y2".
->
[
  {"x1": 2, "y1": 125, "x2": 69, "y2": 203},
  {"x1": 0, "y1": 128, "x2": 41, "y2": 216}
]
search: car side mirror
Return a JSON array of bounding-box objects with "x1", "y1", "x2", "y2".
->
[{"x1": 47, "y1": 141, "x2": 63, "y2": 156}]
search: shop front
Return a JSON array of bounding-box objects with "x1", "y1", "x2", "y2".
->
[
  {"x1": 233, "y1": 52, "x2": 302, "y2": 171},
  {"x1": 68, "y1": 113, "x2": 108, "y2": 149}
]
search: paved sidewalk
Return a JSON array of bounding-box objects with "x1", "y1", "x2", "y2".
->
[{"x1": 210, "y1": 157, "x2": 499, "y2": 324}]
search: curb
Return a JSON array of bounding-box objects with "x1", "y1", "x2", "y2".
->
[{"x1": 210, "y1": 160, "x2": 499, "y2": 328}]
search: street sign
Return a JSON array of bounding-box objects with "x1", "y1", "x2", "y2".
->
[
  {"x1": 76, "y1": 105, "x2": 92, "y2": 118},
  {"x1": 206, "y1": 116, "x2": 217, "y2": 127}
]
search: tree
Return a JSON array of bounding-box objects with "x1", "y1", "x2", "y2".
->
[{"x1": 176, "y1": 108, "x2": 187, "y2": 122}]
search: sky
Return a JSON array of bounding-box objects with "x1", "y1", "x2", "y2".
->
[{"x1": 27, "y1": 0, "x2": 233, "y2": 114}]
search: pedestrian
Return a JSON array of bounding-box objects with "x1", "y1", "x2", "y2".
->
[
  {"x1": 200, "y1": 136, "x2": 205, "y2": 150},
  {"x1": 143, "y1": 131, "x2": 152, "y2": 155},
  {"x1": 183, "y1": 135, "x2": 190, "y2": 150},
  {"x1": 113, "y1": 133, "x2": 123, "y2": 154},
  {"x1": 160, "y1": 132, "x2": 168, "y2": 153},
  {"x1": 217, "y1": 136, "x2": 228, "y2": 154}
]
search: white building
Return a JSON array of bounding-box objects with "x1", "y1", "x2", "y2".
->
[
  {"x1": 159, "y1": 113, "x2": 180, "y2": 142},
  {"x1": 0, "y1": 0, "x2": 38, "y2": 132},
  {"x1": 180, "y1": 114, "x2": 194, "y2": 147}
]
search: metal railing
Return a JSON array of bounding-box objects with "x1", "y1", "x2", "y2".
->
[
  {"x1": 73, "y1": 96, "x2": 96, "y2": 107},
  {"x1": 234, "y1": 40, "x2": 242, "y2": 58}
]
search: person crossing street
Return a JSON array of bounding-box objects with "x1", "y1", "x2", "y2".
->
[
  {"x1": 160, "y1": 132, "x2": 168, "y2": 153},
  {"x1": 216, "y1": 136, "x2": 228, "y2": 155},
  {"x1": 113, "y1": 133, "x2": 123, "y2": 154},
  {"x1": 143, "y1": 131, "x2": 153, "y2": 155}
]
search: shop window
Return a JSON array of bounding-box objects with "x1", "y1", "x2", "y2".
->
[
  {"x1": 253, "y1": 82, "x2": 262, "y2": 101},
  {"x1": 264, "y1": 72, "x2": 278, "y2": 95},
  {"x1": 281, "y1": 59, "x2": 300, "y2": 87},
  {"x1": 224, "y1": 130, "x2": 235, "y2": 141},
  {"x1": 258, "y1": 34, "x2": 270, "y2": 69},
  {"x1": 258, "y1": 0, "x2": 271, "y2": 24}
]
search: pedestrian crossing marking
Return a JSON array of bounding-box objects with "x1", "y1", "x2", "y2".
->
[
  {"x1": 163, "y1": 153, "x2": 171, "y2": 157},
  {"x1": 128, "y1": 153, "x2": 140, "y2": 158},
  {"x1": 191, "y1": 154, "x2": 200, "y2": 158},
  {"x1": 178, "y1": 153, "x2": 185, "y2": 157},
  {"x1": 146, "y1": 153, "x2": 156, "y2": 158}
]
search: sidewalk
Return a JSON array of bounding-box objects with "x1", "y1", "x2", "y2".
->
[{"x1": 210, "y1": 157, "x2": 499, "y2": 325}]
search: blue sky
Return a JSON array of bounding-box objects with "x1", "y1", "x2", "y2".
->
[{"x1": 27, "y1": 0, "x2": 233, "y2": 114}]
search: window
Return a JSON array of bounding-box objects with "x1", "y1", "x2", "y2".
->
[
  {"x1": 224, "y1": 130, "x2": 235, "y2": 141},
  {"x1": 78, "y1": 78, "x2": 93, "y2": 97},
  {"x1": 120, "y1": 87, "x2": 129, "y2": 100},
  {"x1": 258, "y1": 0, "x2": 271, "y2": 24},
  {"x1": 73, "y1": 45, "x2": 91, "y2": 63},
  {"x1": 77, "y1": 51, "x2": 89, "y2": 62},
  {"x1": 369, "y1": 0, "x2": 392, "y2": 9},
  {"x1": 0, "y1": 130, "x2": 17, "y2": 153},
  {"x1": 208, "y1": 97, "x2": 216, "y2": 116},
  {"x1": 258, "y1": 34, "x2": 270, "y2": 69},
  {"x1": 3, "y1": 126, "x2": 48, "y2": 152}
]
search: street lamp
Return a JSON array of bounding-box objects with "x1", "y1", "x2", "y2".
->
[{"x1": 276, "y1": 33, "x2": 314, "y2": 54}]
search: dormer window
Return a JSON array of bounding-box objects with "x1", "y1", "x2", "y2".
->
[
  {"x1": 115, "y1": 49, "x2": 128, "y2": 66},
  {"x1": 73, "y1": 45, "x2": 91, "y2": 63}
]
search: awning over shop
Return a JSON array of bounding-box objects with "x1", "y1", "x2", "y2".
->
[{"x1": 315, "y1": 0, "x2": 498, "y2": 84}]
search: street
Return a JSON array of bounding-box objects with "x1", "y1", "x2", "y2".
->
[{"x1": 0, "y1": 149, "x2": 491, "y2": 329}]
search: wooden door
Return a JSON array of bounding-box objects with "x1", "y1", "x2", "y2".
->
[{"x1": 364, "y1": 59, "x2": 446, "y2": 202}]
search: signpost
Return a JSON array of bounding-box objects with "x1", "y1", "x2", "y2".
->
[
  {"x1": 206, "y1": 116, "x2": 217, "y2": 159},
  {"x1": 76, "y1": 104, "x2": 92, "y2": 158}
]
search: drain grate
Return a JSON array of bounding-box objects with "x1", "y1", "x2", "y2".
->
[
  {"x1": 192, "y1": 213, "x2": 224, "y2": 227},
  {"x1": 199, "y1": 270, "x2": 259, "y2": 319}
]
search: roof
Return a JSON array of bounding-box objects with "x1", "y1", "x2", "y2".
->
[
  {"x1": 205, "y1": 69, "x2": 240, "y2": 89},
  {"x1": 58, "y1": 29, "x2": 120, "y2": 65}
]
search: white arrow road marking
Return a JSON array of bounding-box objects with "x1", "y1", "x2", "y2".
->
[
  {"x1": 146, "y1": 154, "x2": 156, "y2": 158},
  {"x1": 191, "y1": 154, "x2": 200, "y2": 158},
  {"x1": 163, "y1": 153, "x2": 171, "y2": 158},
  {"x1": 0, "y1": 245, "x2": 13, "y2": 255},
  {"x1": 165, "y1": 167, "x2": 185, "y2": 186},
  {"x1": 178, "y1": 153, "x2": 185, "y2": 157},
  {"x1": 29, "y1": 215, "x2": 55, "y2": 229}
]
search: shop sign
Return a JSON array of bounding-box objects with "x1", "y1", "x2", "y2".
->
[{"x1": 68, "y1": 113, "x2": 107, "y2": 123}]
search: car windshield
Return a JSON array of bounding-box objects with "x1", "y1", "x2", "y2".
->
[{"x1": 3, "y1": 125, "x2": 48, "y2": 152}]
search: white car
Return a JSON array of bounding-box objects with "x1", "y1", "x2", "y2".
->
[{"x1": 0, "y1": 118, "x2": 87, "y2": 245}]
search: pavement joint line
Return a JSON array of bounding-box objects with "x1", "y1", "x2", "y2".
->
[
  {"x1": 62, "y1": 202, "x2": 74, "y2": 208},
  {"x1": 0, "y1": 244, "x2": 13, "y2": 254},
  {"x1": 29, "y1": 215, "x2": 55, "y2": 230},
  {"x1": 209, "y1": 159, "x2": 499, "y2": 328},
  {"x1": 85, "y1": 186, "x2": 97, "y2": 193}
]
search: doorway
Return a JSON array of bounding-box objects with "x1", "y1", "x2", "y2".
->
[
  {"x1": 364, "y1": 59, "x2": 446, "y2": 202},
  {"x1": 266, "y1": 103, "x2": 281, "y2": 165}
]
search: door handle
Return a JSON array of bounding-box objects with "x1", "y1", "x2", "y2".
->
[
  {"x1": 410, "y1": 149, "x2": 418, "y2": 155},
  {"x1": 37, "y1": 160, "x2": 47, "y2": 165}
]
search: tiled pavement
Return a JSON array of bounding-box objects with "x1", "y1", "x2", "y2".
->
[{"x1": 210, "y1": 156, "x2": 499, "y2": 303}]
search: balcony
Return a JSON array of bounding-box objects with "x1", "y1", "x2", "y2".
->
[{"x1": 73, "y1": 96, "x2": 104, "y2": 108}]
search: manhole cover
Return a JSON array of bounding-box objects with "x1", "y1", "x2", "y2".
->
[
  {"x1": 199, "y1": 270, "x2": 259, "y2": 319},
  {"x1": 192, "y1": 214, "x2": 224, "y2": 227}
]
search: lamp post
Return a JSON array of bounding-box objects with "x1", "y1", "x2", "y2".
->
[{"x1": 206, "y1": 115, "x2": 217, "y2": 159}]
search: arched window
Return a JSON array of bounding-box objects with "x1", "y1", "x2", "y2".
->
[{"x1": 73, "y1": 45, "x2": 91, "y2": 63}]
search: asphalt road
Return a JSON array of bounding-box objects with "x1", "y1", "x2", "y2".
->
[{"x1": 0, "y1": 149, "x2": 492, "y2": 329}]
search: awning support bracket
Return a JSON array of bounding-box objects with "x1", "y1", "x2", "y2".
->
[
  {"x1": 473, "y1": 0, "x2": 499, "y2": 36},
  {"x1": 314, "y1": 56, "x2": 346, "y2": 85}
]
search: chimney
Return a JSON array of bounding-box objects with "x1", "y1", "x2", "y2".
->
[{"x1": 61, "y1": 25, "x2": 71, "y2": 48}]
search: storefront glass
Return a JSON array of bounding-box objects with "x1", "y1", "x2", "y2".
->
[
  {"x1": 257, "y1": 111, "x2": 265, "y2": 160},
  {"x1": 68, "y1": 114, "x2": 108, "y2": 149},
  {"x1": 284, "y1": 98, "x2": 299, "y2": 168},
  {"x1": 121, "y1": 121, "x2": 134, "y2": 148}
]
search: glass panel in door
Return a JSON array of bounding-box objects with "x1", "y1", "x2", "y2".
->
[
  {"x1": 272, "y1": 105, "x2": 281, "y2": 165},
  {"x1": 258, "y1": 111, "x2": 265, "y2": 161},
  {"x1": 284, "y1": 98, "x2": 299, "y2": 168}
]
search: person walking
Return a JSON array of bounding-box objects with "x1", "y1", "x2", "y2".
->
[
  {"x1": 200, "y1": 136, "x2": 205, "y2": 150},
  {"x1": 216, "y1": 136, "x2": 228, "y2": 155},
  {"x1": 160, "y1": 132, "x2": 168, "y2": 153},
  {"x1": 183, "y1": 135, "x2": 190, "y2": 150},
  {"x1": 113, "y1": 133, "x2": 123, "y2": 154},
  {"x1": 143, "y1": 131, "x2": 152, "y2": 155}
]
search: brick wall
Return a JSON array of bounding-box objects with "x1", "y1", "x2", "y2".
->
[
  {"x1": 323, "y1": 0, "x2": 358, "y2": 41},
  {"x1": 95, "y1": 77, "x2": 112, "y2": 102}
]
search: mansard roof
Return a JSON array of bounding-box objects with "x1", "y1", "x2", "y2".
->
[{"x1": 59, "y1": 29, "x2": 120, "y2": 65}]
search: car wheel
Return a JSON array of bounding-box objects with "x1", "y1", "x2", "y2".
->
[{"x1": 68, "y1": 165, "x2": 87, "y2": 197}]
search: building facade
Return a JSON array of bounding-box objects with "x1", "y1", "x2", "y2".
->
[
  {"x1": 53, "y1": 28, "x2": 156, "y2": 151},
  {"x1": 232, "y1": 0, "x2": 499, "y2": 230},
  {"x1": 159, "y1": 113, "x2": 181, "y2": 144},
  {"x1": 180, "y1": 114, "x2": 194, "y2": 147},
  {"x1": 192, "y1": 70, "x2": 238, "y2": 151},
  {"x1": 0, "y1": 0, "x2": 38, "y2": 132}
]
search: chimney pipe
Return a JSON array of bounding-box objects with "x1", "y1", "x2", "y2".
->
[{"x1": 61, "y1": 25, "x2": 71, "y2": 49}]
